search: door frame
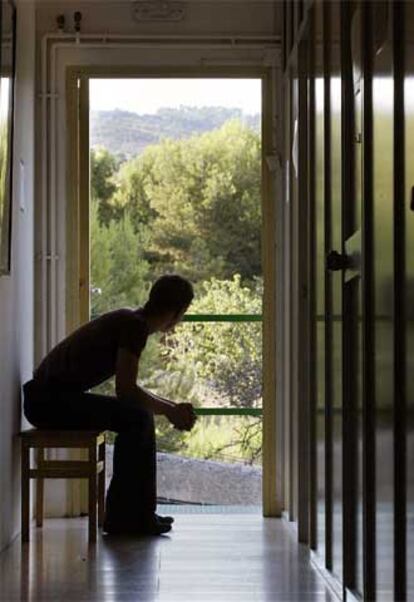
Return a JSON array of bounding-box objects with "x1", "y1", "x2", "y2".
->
[{"x1": 66, "y1": 65, "x2": 281, "y2": 516}]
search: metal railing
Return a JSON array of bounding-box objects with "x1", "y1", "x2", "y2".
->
[{"x1": 181, "y1": 314, "x2": 263, "y2": 418}]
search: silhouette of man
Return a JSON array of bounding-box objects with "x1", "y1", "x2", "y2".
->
[{"x1": 23, "y1": 274, "x2": 197, "y2": 535}]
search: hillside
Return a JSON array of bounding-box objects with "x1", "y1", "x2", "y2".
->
[{"x1": 90, "y1": 106, "x2": 260, "y2": 159}]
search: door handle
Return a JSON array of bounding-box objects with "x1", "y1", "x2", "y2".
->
[{"x1": 326, "y1": 250, "x2": 354, "y2": 271}]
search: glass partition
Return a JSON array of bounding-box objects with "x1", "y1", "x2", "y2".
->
[
  {"x1": 373, "y1": 27, "x2": 394, "y2": 599},
  {"x1": 314, "y1": 0, "x2": 326, "y2": 563},
  {"x1": 405, "y1": 5, "x2": 414, "y2": 596}
]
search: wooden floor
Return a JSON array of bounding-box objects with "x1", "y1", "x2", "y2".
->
[{"x1": 0, "y1": 514, "x2": 337, "y2": 601}]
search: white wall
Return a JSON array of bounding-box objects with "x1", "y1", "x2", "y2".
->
[
  {"x1": 35, "y1": 1, "x2": 279, "y2": 38},
  {"x1": 0, "y1": 0, "x2": 36, "y2": 552}
]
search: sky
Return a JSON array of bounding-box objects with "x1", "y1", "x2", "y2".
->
[{"x1": 90, "y1": 78, "x2": 261, "y2": 115}]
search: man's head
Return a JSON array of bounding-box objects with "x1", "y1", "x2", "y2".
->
[{"x1": 143, "y1": 274, "x2": 194, "y2": 332}]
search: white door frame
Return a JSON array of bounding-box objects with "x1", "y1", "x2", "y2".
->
[{"x1": 38, "y1": 35, "x2": 284, "y2": 517}]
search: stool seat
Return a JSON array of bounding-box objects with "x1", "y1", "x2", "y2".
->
[{"x1": 19, "y1": 428, "x2": 106, "y2": 543}]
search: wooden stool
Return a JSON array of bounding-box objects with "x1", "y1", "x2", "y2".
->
[{"x1": 19, "y1": 429, "x2": 106, "y2": 543}]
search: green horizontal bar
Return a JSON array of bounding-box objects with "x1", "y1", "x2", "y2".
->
[
  {"x1": 194, "y1": 408, "x2": 263, "y2": 416},
  {"x1": 183, "y1": 314, "x2": 262, "y2": 322}
]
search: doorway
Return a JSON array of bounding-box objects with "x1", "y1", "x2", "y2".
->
[{"x1": 67, "y1": 70, "x2": 277, "y2": 515}]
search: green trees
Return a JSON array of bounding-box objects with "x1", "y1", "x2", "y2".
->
[
  {"x1": 90, "y1": 202, "x2": 150, "y2": 318},
  {"x1": 96, "y1": 119, "x2": 261, "y2": 284},
  {"x1": 90, "y1": 117, "x2": 263, "y2": 463},
  {"x1": 91, "y1": 147, "x2": 121, "y2": 226},
  {"x1": 153, "y1": 275, "x2": 263, "y2": 463},
  {"x1": 146, "y1": 120, "x2": 261, "y2": 283}
]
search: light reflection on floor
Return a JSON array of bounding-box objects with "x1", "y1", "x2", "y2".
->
[{"x1": 0, "y1": 515, "x2": 337, "y2": 602}]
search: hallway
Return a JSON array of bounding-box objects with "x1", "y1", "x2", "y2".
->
[{"x1": 0, "y1": 514, "x2": 336, "y2": 602}]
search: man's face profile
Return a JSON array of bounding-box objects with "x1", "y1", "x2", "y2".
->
[{"x1": 161, "y1": 306, "x2": 188, "y2": 333}]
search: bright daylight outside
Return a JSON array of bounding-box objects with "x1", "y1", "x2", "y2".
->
[{"x1": 89, "y1": 78, "x2": 263, "y2": 510}]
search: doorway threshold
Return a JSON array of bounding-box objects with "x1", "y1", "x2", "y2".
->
[{"x1": 157, "y1": 503, "x2": 262, "y2": 514}]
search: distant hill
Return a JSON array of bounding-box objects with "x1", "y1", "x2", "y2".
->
[{"x1": 90, "y1": 106, "x2": 260, "y2": 160}]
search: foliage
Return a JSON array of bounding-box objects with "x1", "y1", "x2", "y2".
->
[
  {"x1": 90, "y1": 117, "x2": 263, "y2": 464},
  {"x1": 109, "y1": 149, "x2": 159, "y2": 230},
  {"x1": 90, "y1": 147, "x2": 122, "y2": 226},
  {"x1": 90, "y1": 200, "x2": 150, "y2": 317},
  {"x1": 141, "y1": 275, "x2": 263, "y2": 463},
  {"x1": 137, "y1": 275, "x2": 262, "y2": 406},
  {"x1": 107, "y1": 119, "x2": 262, "y2": 284},
  {"x1": 159, "y1": 415, "x2": 262, "y2": 465}
]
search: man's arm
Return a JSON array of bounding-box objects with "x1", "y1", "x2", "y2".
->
[
  {"x1": 115, "y1": 347, "x2": 196, "y2": 430},
  {"x1": 115, "y1": 347, "x2": 174, "y2": 415},
  {"x1": 139, "y1": 384, "x2": 179, "y2": 406}
]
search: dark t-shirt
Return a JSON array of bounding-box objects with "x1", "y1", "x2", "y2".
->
[{"x1": 33, "y1": 308, "x2": 149, "y2": 391}]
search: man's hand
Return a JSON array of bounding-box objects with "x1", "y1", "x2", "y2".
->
[{"x1": 167, "y1": 403, "x2": 197, "y2": 431}]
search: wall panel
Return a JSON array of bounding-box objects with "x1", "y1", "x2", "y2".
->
[
  {"x1": 405, "y1": 3, "x2": 414, "y2": 599},
  {"x1": 372, "y1": 4, "x2": 394, "y2": 597}
]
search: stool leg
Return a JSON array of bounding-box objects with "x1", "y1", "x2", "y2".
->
[
  {"x1": 98, "y1": 439, "x2": 105, "y2": 527},
  {"x1": 36, "y1": 448, "x2": 44, "y2": 528},
  {"x1": 21, "y1": 443, "x2": 30, "y2": 543},
  {"x1": 88, "y1": 442, "x2": 97, "y2": 543}
]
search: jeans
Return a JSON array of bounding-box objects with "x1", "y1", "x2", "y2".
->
[{"x1": 22, "y1": 379, "x2": 156, "y2": 526}]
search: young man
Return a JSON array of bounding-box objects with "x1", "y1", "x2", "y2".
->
[{"x1": 23, "y1": 274, "x2": 197, "y2": 536}]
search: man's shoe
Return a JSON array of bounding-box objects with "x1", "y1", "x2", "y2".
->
[
  {"x1": 155, "y1": 513, "x2": 174, "y2": 525},
  {"x1": 103, "y1": 517, "x2": 172, "y2": 536}
]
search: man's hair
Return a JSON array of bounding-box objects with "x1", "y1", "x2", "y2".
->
[{"x1": 144, "y1": 274, "x2": 194, "y2": 316}]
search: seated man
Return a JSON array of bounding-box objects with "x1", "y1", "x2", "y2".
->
[{"x1": 23, "y1": 274, "x2": 197, "y2": 536}]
